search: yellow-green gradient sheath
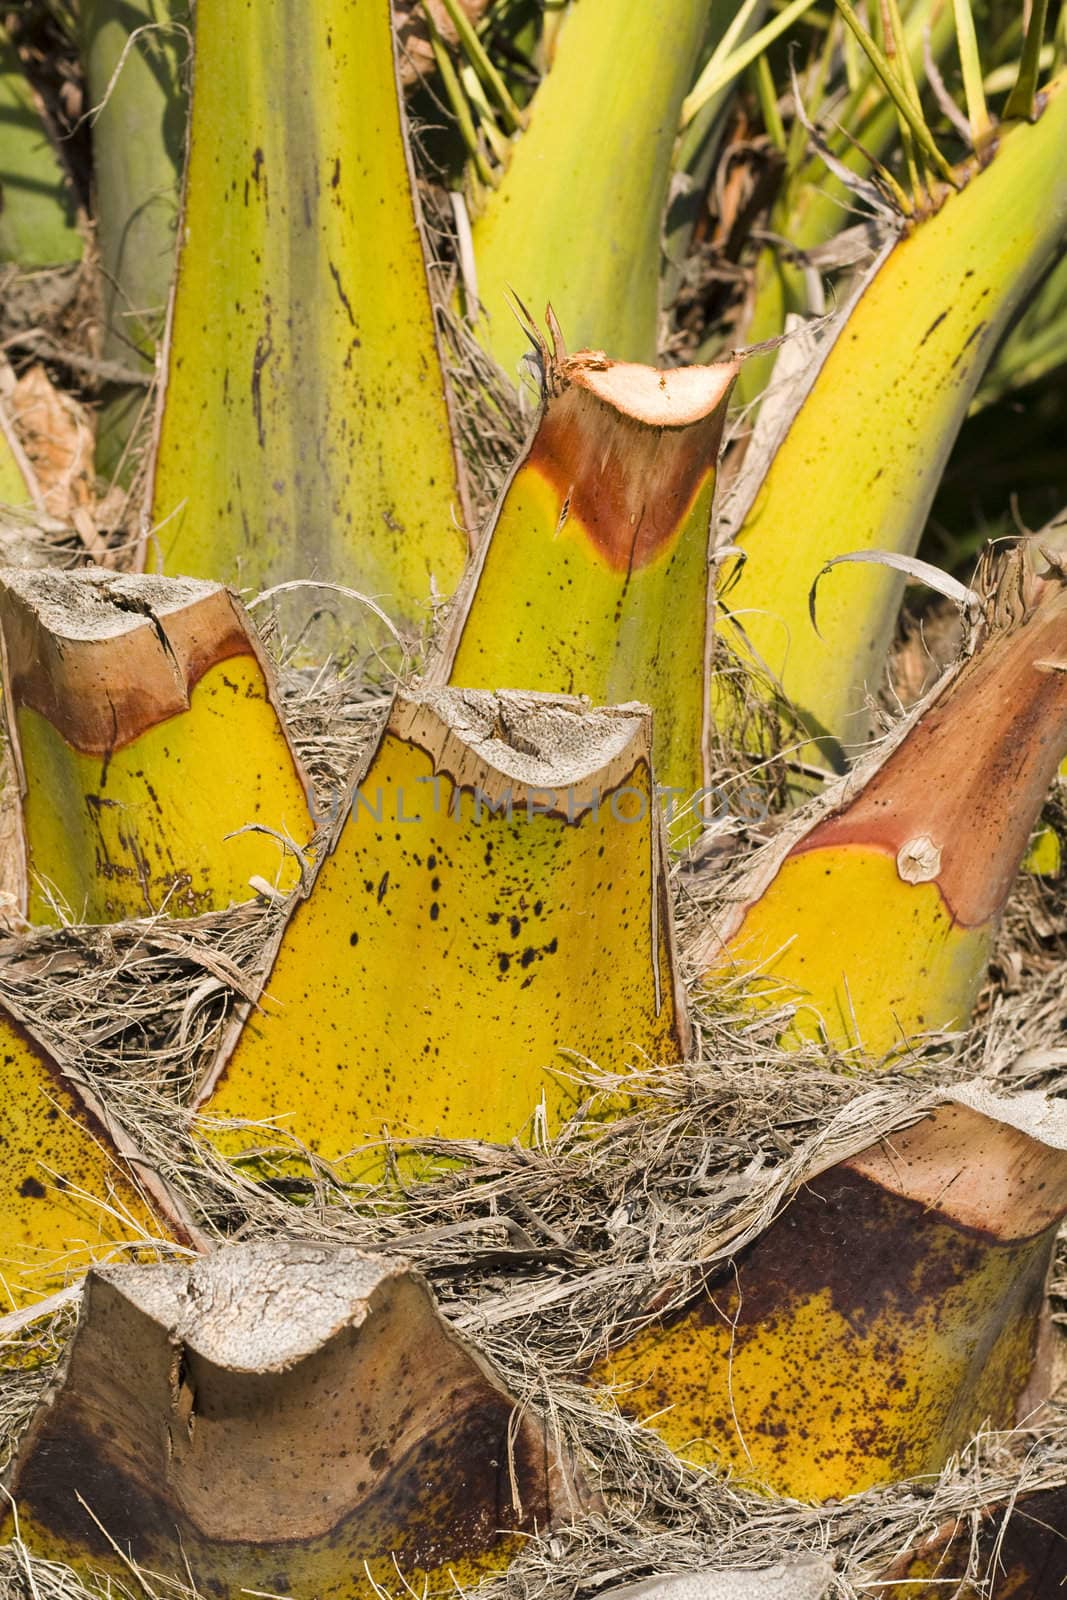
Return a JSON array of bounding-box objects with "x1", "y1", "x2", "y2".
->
[
  {"x1": 469, "y1": 0, "x2": 713, "y2": 378},
  {"x1": 149, "y1": 0, "x2": 467, "y2": 628},
  {"x1": 592, "y1": 1096, "x2": 1067, "y2": 1501},
  {"x1": 441, "y1": 354, "x2": 737, "y2": 824},
  {"x1": 0, "y1": 24, "x2": 83, "y2": 268},
  {"x1": 717, "y1": 74, "x2": 1067, "y2": 758}
]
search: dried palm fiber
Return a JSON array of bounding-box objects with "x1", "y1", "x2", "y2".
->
[{"x1": 0, "y1": 645, "x2": 1061, "y2": 1598}]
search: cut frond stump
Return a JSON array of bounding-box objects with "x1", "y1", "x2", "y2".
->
[
  {"x1": 697, "y1": 545, "x2": 1067, "y2": 1055},
  {"x1": 148, "y1": 0, "x2": 468, "y2": 628},
  {"x1": 437, "y1": 344, "x2": 738, "y2": 835},
  {"x1": 4, "y1": 1240, "x2": 581, "y2": 1597},
  {"x1": 0, "y1": 569, "x2": 315, "y2": 924},
  {"x1": 198, "y1": 688, "x2": 687, "y2": 1174},
  {"x1": 592, "y1": 1086, "x2": 1067, "y2": 1501},
  {"x1": 0, "y1": 1001, "x2": 199, "y2": 1312}
]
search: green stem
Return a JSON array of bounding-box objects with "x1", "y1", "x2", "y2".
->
[
  {"x1": 423, "y1": 8, "x2": 495, "y2": 187},
  {"x1": 752, "y1": 53, "x2": 786, "y2": 150},
  {"x1": 461, "y1": 62, "x2": 510, "y2": 165},
  {"x1": 436, "y1": 0, "x2": 526, "y2": 132},
  {"x1": 681, "y1": 0, "x2": 821, "y2": 126},
  {"x1": 1003, "y1": 0, "x2": 1050, "y2": 118},
  {"x1": 831, "y1": 0, "x2": 958, "y2": 186},
  {"x1": 879, "y1": 0, "x2": 928, "y2": 195},
  {"x1": 952, "y1": 0, "x2": 992, "y2": 146}
]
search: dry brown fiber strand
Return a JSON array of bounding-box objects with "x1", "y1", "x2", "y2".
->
[{"x1": 0, "y1": 654, "x2": 1065, "y2": 1598}]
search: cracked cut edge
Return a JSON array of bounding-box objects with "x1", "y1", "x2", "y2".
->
[
  {"x1": 5, "y1": 1239, "x2": 581, "y2": 1598},
  {"x1": 591, "y1": 1087, "x2": 1067, "y2": 1501},
  {"x1": 0, "y1": 568, "x2": 316, "y2": 923},
  {"x1": 389, "y1": 688, "x2": 655, "y2": 811},
  {"x1": 0, "y1": 998, "x2": 205, "y2": 1312},
  {"x1": 0, "y1": 567, "x2": 292, "y2": 753},
  {"x1": 602, "y1": 1558, "x2": 835, "y2": 1600},
  {"x1": 435, "y1": 349, "x2": 737, "y2": 820},
  {"x1": 196, "y1": 687, "x2": 688, "y2": 1169}
]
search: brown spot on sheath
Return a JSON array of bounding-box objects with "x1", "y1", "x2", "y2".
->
[
  {"x1": 0, "y1": 570, "x2": 297, "y2": 759},
  {"x1": 328, "y1": 259, "x2": 355, "y2": 327},
  {"x1": 526, "y1": 352, "x2": 738, "y2": 575},
  {"x1": 250, "y1": 331, "x2": 272, "y2": 448},
  {"x1": 918, "y1": 308, "x2": 948, "y2": 345},
  {"x1": 607, "y1": 1095, "x2": 1067, "y2": 1494},
  {"x1": 793, "y1": 583, "x2": 1067, "y2": 928}
]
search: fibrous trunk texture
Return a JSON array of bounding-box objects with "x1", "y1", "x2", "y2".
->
[
  {"x1": 0, "y1": 373, "x2": 39, "y2": 510},
  {"x1": 198, "y1": 687, "x2": 687, "y2": 1174},
  {"x1": 601, "y1": 1562, "x2": 834, "y2": 1600},
  {"x1": 880, "y1": 1481, "x2": 1067, "y2": 1595},
  {"x1": 0, "y1": 568, "x2": 314, "y2": 924},
  {"x1": 592, "y1": 1087, "x2": 1067, "y2": 1500},
  {"x1": 5, "y1": 1240, "x2": 580, "y2": 1597},
  {"x1": 438, "y1": 346, "x2": 737, "y2": 829}
]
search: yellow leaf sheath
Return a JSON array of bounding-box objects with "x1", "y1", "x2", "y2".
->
[
  {"x1": 0, "y1": 570, "x2": 314, "y2": 923},
  {"x1": 0, "y1": 1004, "x2": 197, "y2": 1313},
  {"x1": 198, "y1": 689, "x2": 687, "y2": 1173},
  {"x1": 717, "y1": 75, "x2": 1067, "y2": 757},
  {"x1": 149, "y1": 0, "x2": 467, "y2": 626},
  {"x1": 698, "y1": 574, "x2": 1067, "y2": 1054},
  {"x1": 592, "y1": 1092, "x2": 1067, "y2": 1500}
]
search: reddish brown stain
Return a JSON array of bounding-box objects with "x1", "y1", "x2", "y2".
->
[
  {"x1": 12, "y1": 1386, "x2": 555, "y2": 1578},
  {"x1": 610, "y1": 1162, "x2": 1054, "y2": 1485},
  {"x1": 793, "y1": 586, "x2": 1067, "y2": 927},
  {"x1": 5, "y1": 587, "x2": 266, "y2": 756},
  {"x1": 527, "y1": 382, "x2": 726, "y2": 575}
]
